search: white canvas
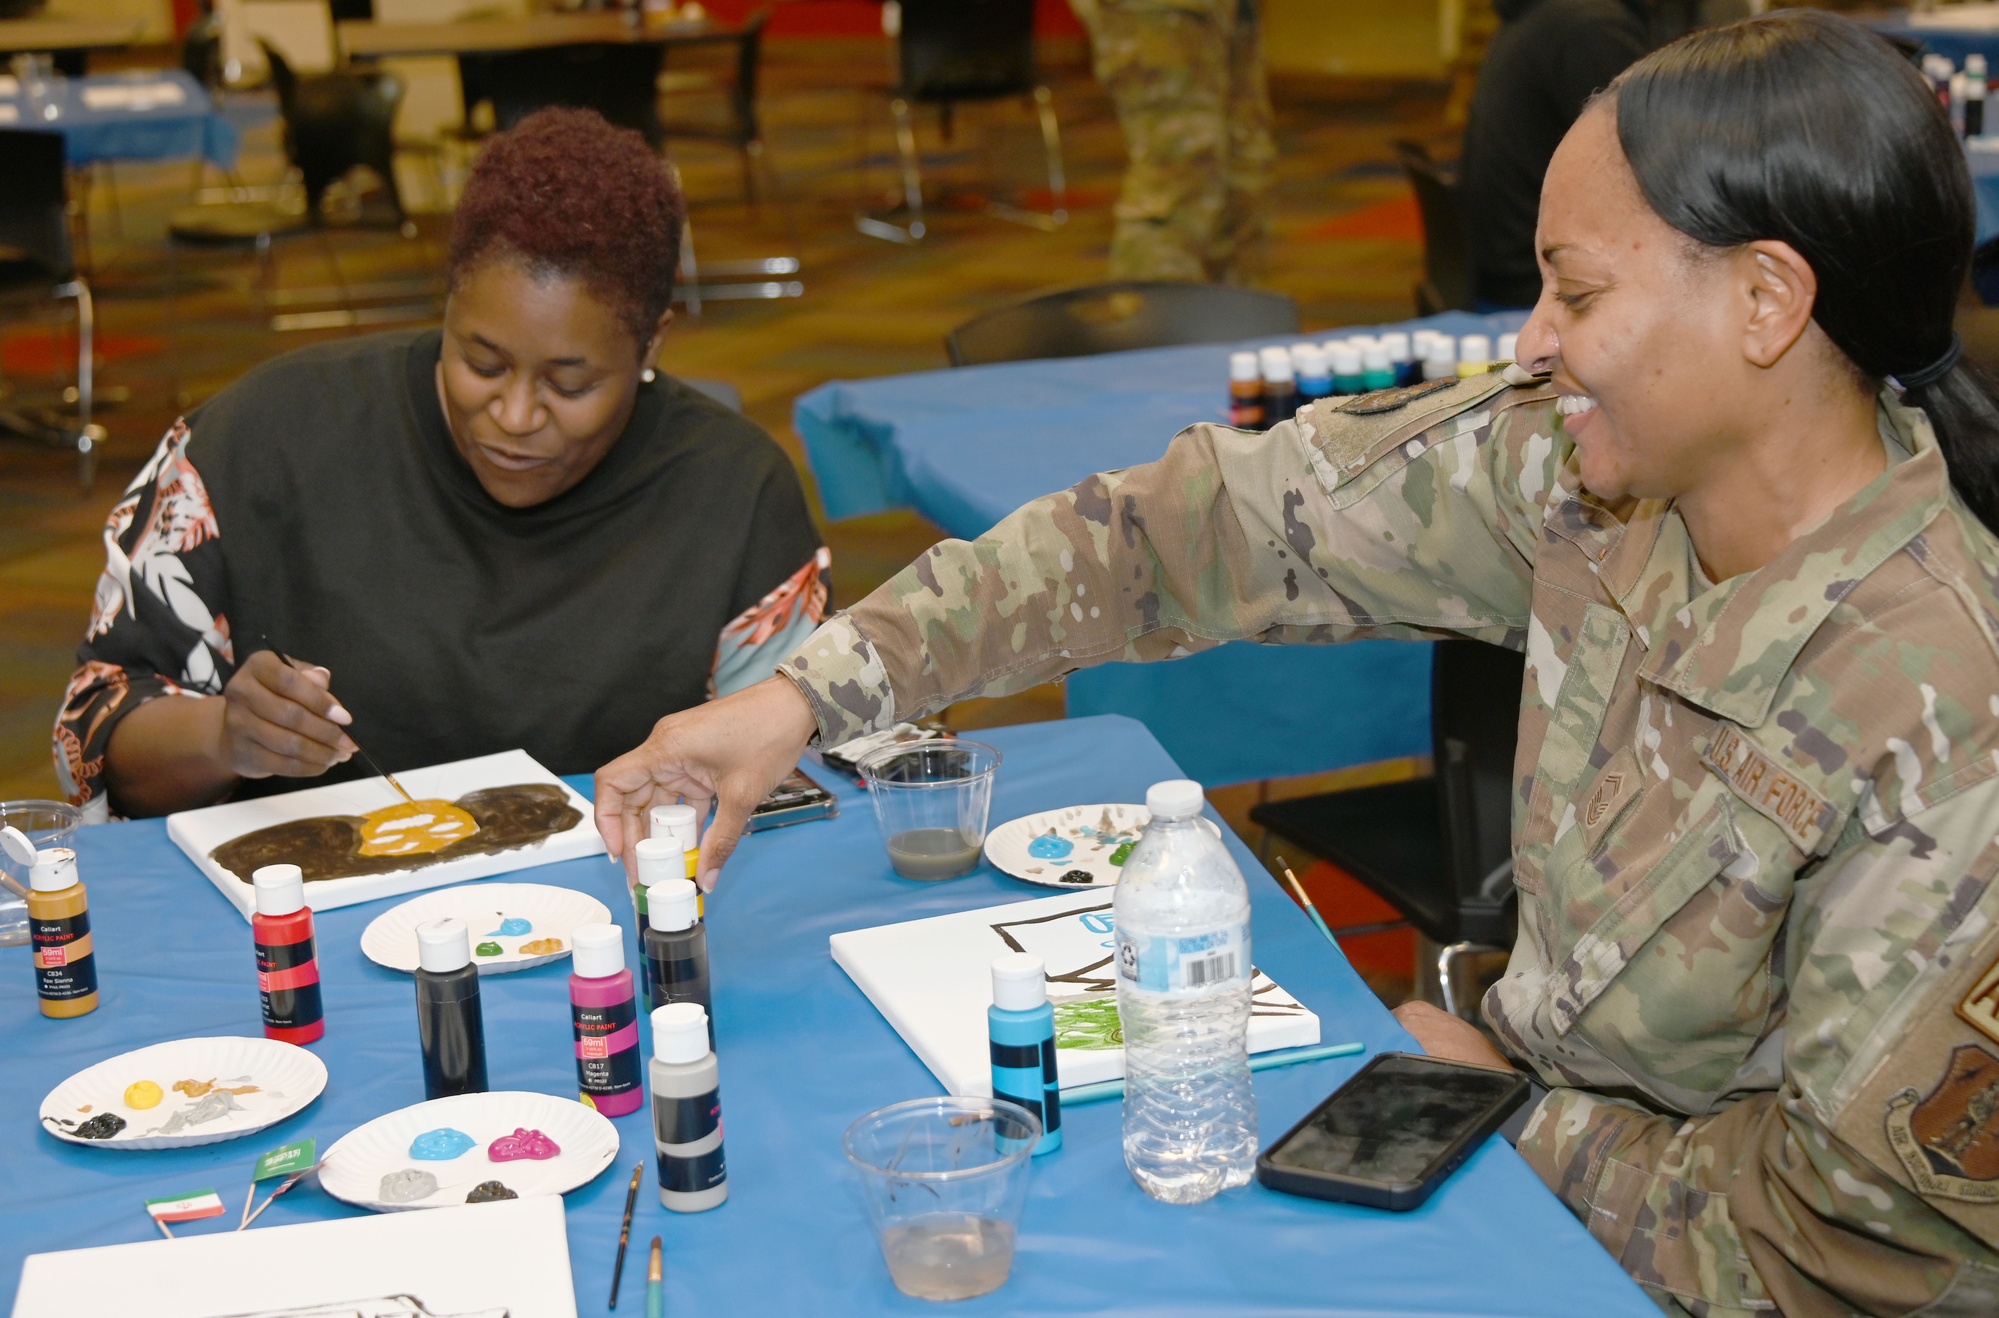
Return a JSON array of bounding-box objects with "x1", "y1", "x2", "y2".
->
[
  {"x1": 11, "y1": 1195, "x2": 576, "y2": 1318},
  {"x1": 168, "y1": 750, "x2": 604, "y2": 922},
  {"x1": 830, "y1": 888, "x2": 1320, "y2": 1095}
]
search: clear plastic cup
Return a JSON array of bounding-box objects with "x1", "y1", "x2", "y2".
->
[
  {"x1": 856, "y1": 739, "x2": 1000, "y2": 880},
  {"x1": 843, "y1": 1096, "x2": 1040, "y2": 1301},
  {"x1": 0, "y1": 800, "x2": 80, "y2": 947}
]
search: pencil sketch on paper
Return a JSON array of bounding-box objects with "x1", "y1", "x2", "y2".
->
[{"x1": 201, "y1": 1296, "x2": 509, "y2": 1318}]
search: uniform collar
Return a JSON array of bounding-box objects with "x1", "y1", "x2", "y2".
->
[{"x1": 1600, "y1": 393, "x2": 1947, "y2": 728}]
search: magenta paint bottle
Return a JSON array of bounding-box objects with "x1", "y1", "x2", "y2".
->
[{"x1": 570, "y1": 923, "x2": 643, "y2": 1116}]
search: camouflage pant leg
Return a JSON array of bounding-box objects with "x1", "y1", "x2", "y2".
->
[
  {"x1": 1084, "y1": 0, "x2": 1256, "y2": 282},
  {"x1": 1209, "y1": 0, "x2": 1275, "y2": 282}
]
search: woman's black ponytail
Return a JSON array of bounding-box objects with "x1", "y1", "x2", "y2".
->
[{"x1": 1612, "y1": 10, "x2": 1999, "y2": 532}]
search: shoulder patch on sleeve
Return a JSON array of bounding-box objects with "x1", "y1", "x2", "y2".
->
[
  {"x1": 1328, "y1": 377, "x2": 1459, "y2": 415},
  {"x1": 1297, "y1": 371, "x2": 1518, "y2": 497}
]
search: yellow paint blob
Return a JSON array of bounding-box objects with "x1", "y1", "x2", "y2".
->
[
  {"x1": 124, "y1": 1080, "x2": 163, "y2": 1110},
  {"x1": 519, "y1": 937, "x2": 565, "y2": 956},
  {"x1": 358, "y1": 799, "x2": 480, "y2": 857}
]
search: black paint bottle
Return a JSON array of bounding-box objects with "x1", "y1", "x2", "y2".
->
[
  {"x1": 643, "y1": 877, "x2": 712, "y2": 1048},
  {"x1": 415, "y1": 917, "x2": 488, "y2": 1099}
]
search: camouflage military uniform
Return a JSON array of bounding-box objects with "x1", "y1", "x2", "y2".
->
[
  {"x1": 1067, "y1": 0, "x2": 1275, "y2": 282},
  {"x1": 780, "y1": 371, "x2": 1999, "y2": 1314}
]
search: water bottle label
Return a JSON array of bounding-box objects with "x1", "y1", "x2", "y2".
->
[{"x1": 1116, "y1": 921, "x2": 1249, "y2": 994}]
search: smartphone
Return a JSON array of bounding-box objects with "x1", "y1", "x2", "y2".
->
[
  {"x1": 1255, "y1": 1051, "x2": 1529, "y2": 1211},
  {"x1": 745, "y1": 767, "x2": 838, "y2": 832}
]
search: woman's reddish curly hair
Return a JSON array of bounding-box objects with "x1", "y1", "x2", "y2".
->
[{"x1": 447, "y1": 107, "x2": 685, "y2": 350}]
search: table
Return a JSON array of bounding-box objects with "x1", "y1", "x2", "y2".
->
[
  {"x1": 793, "y1": 310, "x2": 1528, "y2": 788},
  {"x1": 1869, "y1": 7, "x2": 1999, "y2": 69},
  {"x1": 0, "y1": 70, "x2": 238, "y2": 170},
  {"x1": 0, "y1": 716, "x2": 1654, "y2": 1316},
  {"x1": 337, "y1": 12, "x2": 710, "y2": 57},
  {"x1": 0, "y1": 17, "x2": 141, "y2": 75}
]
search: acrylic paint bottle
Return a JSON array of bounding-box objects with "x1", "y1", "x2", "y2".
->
[
  {"x1": 251, "y1": 863, "x2": 323, "y2": 1044},
  {"x1": 1291, "y1": 344, "x2": 1331, "y2": 407},
  {"x1": 989, "y1": 953, "x2": 1061, "y2": 1155},
  {"x1": 1227, "y1": 350, "x2": 1264, "y2": 430},
  {"x1": 632, "y1": 835, "x2": 685, "y2": 1012},
  {"x1": 570, "y1": 923, "x2": 644, "y2": 1116},
  {"x1": 1422, "y1": 335, "x2": 1458, "y2": 381},
  {"x1": 1379, "y1": 331, "x2": 1416, "y2": 385},
  {"x1": 1327, "y1": 342, "x2": 1365, "y2": 396},
  {"x1": 1969, "y1": 54, "x2": 1988, "y2": 138},
  {"x1": 415, "y1": 917, "x2": 488, "y2": 1099},
  {"x1": 1496, "y1": 332, "x2": 1520, "y2": 368},
  {"x1": 1927, "y1": 54, "x2": 1955, "y2": 112},
  {"x1": 1360, "y1": 342, "x2": 1397, "y2": 392},
  {"x1": 650, "y1": 1002, "x2": 727, "y2": 1211},
  {"x1": 651, "y1": 802, "x2": 702, "y2": 917},
  {"x1": 1456, "y1": 334, "x2": 1493, "y2": 379},
  {"x1": 644, "y1": 877, "x2": 713, "y2": 1048},
  {"x1": 1258, "y1": 346, "x2": 1297, "y2": 425},
  {"x1": 3, "y1": 827, "x2": 98, "y2": 1019}
]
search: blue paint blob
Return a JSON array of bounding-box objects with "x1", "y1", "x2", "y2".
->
[
  {"x1": 409, "y1": 1127, "x2": 477, "y2": 1161},
  {"x1": 484, "y1": 917, "x2": 532, "y2": 937},
  {"x1": 1027, "y1": 834, "x2": 1073, "y2": 861}
]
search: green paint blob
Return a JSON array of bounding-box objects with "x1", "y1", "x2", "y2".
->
[
  {"x1": 1109, "y1": 841, "x2": 1135, "y2": 866},
  {"x1": 475, "y1": 941, "x2": 503, "y2": 957},
  {"x1": 1052, "y1": 996, "x2": 1124, "y2": 1050}
]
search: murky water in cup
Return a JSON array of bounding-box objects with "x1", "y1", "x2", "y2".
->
[{"x1": 881, "y1": 1214, "x2": 1017, "y2": 1301}]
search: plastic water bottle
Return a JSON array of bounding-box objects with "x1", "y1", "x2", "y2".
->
[{"x1": 1113, "y1": 779, "x2": 1257, "y2": 1204}]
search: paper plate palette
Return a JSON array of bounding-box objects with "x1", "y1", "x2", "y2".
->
[
  {"x1": 40, "y1": 1036, "x2": 327, "y2": 1150},
  {"x1": 985, "y1": 804, "x2": 1219, "y2": 888},
  {"x1": 320, "y1": 1091, "x2": 619, "y2": 1212},
  {"x1": 361, "y1": 882, "x2": 611, "y2": 975}
]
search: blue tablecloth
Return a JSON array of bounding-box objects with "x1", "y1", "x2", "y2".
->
[
  {"x1": 0, "y1": 70, "x2": 238, "y2": 169},
  {"x1": 1870, "y1": 11, "x2": 1999, "y2": 68},
  {"x1": 794, "y1": 311, "x2": 1528, "y2": 787},
  {"x1": 0, "y1": 716, "x2": 1653, "y2": 1315}
]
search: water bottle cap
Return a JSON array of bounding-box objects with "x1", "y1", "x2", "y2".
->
[
  {"x1": 647, "y1": 878, "x2": 699, "y2": 932},
  {"x1": 634, "y1": 834, "x2": 686, "y2": 885},
  {"x1": 28, "y1": 846, "x2": 76, "y2": 893},
  {"x1": 252, "y1": 863, "x2": 305, "y2": 916},
  {"x1": 991, "y1": 953, "x2": 1047, "y2": 1010},
  {"x1": 570, "y1": 922, "x2": 625, "y2": 979},
  {"x1": 1145, "y1": 779, "x2": 1205, "y2": 821},
  {"x1": 1258, "y1": 346, "x2": 1294, "y2": 382},
  {"x1": 652, "y1": 1002, "x2": 710, "y2": 1063},
  {"x1": 416, "y1": 917, "x2": 471, "y2": 973}
]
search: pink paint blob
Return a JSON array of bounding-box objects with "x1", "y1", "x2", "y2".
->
[{"x1": 487, "y1": 1127, "x2": 562, "y2": 1162}]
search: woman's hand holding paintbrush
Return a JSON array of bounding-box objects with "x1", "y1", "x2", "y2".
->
[{"x1": 217, "y1": 649, "x2": 363, "y2": 780}]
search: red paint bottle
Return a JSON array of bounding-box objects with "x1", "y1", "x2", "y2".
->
[{"x1": 252, "y1": 864, "x2": 323, "y2": 1044}]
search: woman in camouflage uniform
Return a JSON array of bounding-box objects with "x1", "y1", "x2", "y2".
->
[{"x1": 599, "y1": 13, "x2": 1999, "y2": 1313}]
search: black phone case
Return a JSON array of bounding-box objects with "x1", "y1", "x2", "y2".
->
[{"x1": 1254, "y1": 1051, "x2": 1530, "y2": 1211}]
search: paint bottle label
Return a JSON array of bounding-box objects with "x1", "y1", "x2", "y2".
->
[
  {"x1": 256, "y1": 932, "x2": 323, "y2": 1035},
  {"x1": 32, "y1": 908, "x2": 97, "y2": 1002},
  {"x1": 573, "y1": 998, "x2": 641, "y2": 1099},
  {"x1": 654, "y1": 1085, "x2": 721, "y2": 1145},
  {"x1": 659, "y1": 1144, "x2": 727, "y2": 1195}
]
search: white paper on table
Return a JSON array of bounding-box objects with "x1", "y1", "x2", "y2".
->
[
  {"x1": 81, "y1": 81, "x2": 188, "y2": 110},
  {"x1": 167, "y1": 749, "x2": 605, "y2": 922},
  {"x1": 830, "y1": 887, "x2": 1320, "y2": 1095},
  {"x1": 13, "y1": 1195, "x2": 576, "y2": 1318},
  {"x1": 1910, "y1": 2, "x2": 1999, "y2": 28}
]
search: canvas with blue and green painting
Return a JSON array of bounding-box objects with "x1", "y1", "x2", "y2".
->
[{"x1": 829, "y1": 888, "x2": 1320, "y2": 1096}]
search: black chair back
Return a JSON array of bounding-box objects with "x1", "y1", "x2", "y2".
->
[
  {"x1": 261, "y1": 42, "x2": 405, "y2": 218},
  {"x1": 947, "y1": 281, "x2": 1299, "y2": 366},
  {"x1": 1396, "y1": 141, "x2": 1475, "y2": 315},
  {"x1": 734, "y1": 9, "x2": 770, "y2": 142},
  {"x1": 898, "y1": 0, "x2": 1037, "y2": 103},
  {"x1": 0, "y1": 128, "x2": 73, "y2": 281},
  {"x1": 461, "y1": 42, "x2": 664, "y2": 146},
  {"x1": 1429, "y1": 639, "x2": 1526, "y2": 945}
]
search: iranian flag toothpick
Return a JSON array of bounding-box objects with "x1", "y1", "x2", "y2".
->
[{"x1": 146, "y1": 1188, "x2": 226, "y2": 1225}]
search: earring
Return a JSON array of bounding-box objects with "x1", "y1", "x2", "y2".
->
[{"x1": 641, "y1": 367, "x2": 656, "y2": 383}]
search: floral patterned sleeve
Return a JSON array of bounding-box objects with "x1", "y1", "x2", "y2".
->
[
  {"x1": 54, "y1": 421, "x2": 236, "y2": 819},
  {"x1": 710, "y1": 546, "x2": 831, "y2": 698}
]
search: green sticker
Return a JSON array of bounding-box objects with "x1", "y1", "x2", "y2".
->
[
  {"x1": 475, "y1": 941, "x2": 503, "y2": 957},
  {"x1": 253, "y1": 1137, "x2": 316, "y2": 1182}
]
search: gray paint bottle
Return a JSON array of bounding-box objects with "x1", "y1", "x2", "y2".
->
[{"x1": 650, "y1": 1001, "x2": 726, "y2": 1211}]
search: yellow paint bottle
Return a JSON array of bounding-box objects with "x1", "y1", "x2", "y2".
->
[{"x1": 3, "y1": 827, "x2": 99, "y2": 1018}]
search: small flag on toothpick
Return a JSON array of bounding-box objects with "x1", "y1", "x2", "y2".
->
[
  {"x1": 146, "y1": 1189, "x2": 226, "y2": 1225},
  {"x1": 253, "y1": 1137, "x2": 316, "y2": 1183}
]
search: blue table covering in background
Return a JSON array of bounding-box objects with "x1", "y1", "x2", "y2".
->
[
  {"x1": 0, "y1": 716, "x2": 1653, "y2": 1315},
  {"x1": 794, "y1": 311, "x2": 1528, "y2": 787},
  {"x1": 1870, "y1": 10, "x2": 1999, "y2": 68},
  {"x1": 0, "y1": 69, "x2": 238, "y2": 169}
]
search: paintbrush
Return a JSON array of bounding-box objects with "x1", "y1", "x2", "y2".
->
[
  {"x1": 1275, "y1": 855, "x2": 1340, "y2": 949},
  {"x1": 646, "y1": 1235, "x2": 664, "y2": 1318},
  {"x1": 261, "y1": 638, "x2": 416, "y2": 806},
  {"x1": 608, "y1": 1162, "x2": 644, "y2": 1308}
]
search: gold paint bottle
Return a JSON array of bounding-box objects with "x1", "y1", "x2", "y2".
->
[{"x1": 28, "y1": 845, "x2": 99, "y2": 1018}]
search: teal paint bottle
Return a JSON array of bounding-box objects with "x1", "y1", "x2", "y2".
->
[{"x1": 989, "y1": 953, "x2": 1061, "y2": 1155}]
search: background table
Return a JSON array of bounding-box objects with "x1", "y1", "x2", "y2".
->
[
  {"x1": 794, "y1": 310, "x2": 1528, "y2": 788},
  {"x1": 0, "y1": 716, "x2": 1653, "y2": 1316},
  {"x1": 0, "y1": 70, "x2": 238, "y2": 170}
]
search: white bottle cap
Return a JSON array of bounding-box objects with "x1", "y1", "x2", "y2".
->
[
  {"x1": 571, "y1": 922, "x2": 625, "y2": 980},
  {"x1": 1429, "y1": 335, "x2": 1458, "y2": 362},
  {"x1": 416, "y1": 917, "x2": 472, "y2": 974},
  {"x1": 0, "y1": 825, "x2": 36, "y2": 869},
  {"x1": 252, "y1": 864, "x2": 306, "y2": 917},
  {"x1": 1347, "y1": 334, "x2": 1377, "y2": 353},
  {"x1": 1145, "y1": 778, "x2": 1204, "y2": 821},
  {"x1": 1290, "y1": 343, "x2": 1326, "y2": 377},
  {"x1": 1229, "y1": 350, "x2": 1259, "y2": 382},
  {"x1": 1971, "y1": 53, "x2": 1988, "y2": 77},
  {"x1": 1329, "y1": 344, "x2": 1363, "y2": 375},
  {"x1": 1362, "y1": 343, "x2": 1391, "y2": 372},
  {"x1": 1458, "y1": 334, "x2": 1492, "y2": 364},
  {"x1": 991, "y1": 953, "x2": 1047, "y2": 1011},
  {"x1": 1258, "y1": 345, "x2": 1294, "y2": 382},
  {"x1": 29, "y1": 847, "x2": 77, "y2": 893},
  {"x1": 647, "y1": 878, "x2": 699, "y2": 932},
  {"x1": 652, "y1": 1002, "x2": 710, "y2": 1064},
  {"x1": 1380, "y1": 331, "x2": 1411, "y2": 363},
  {"x1": 634, "y1": 835, "x2": 686, "y2": 887},
  {"x1": 651, "y1": 803, "x2": 697, "y2": 839},
  {"x1": 1496, "y1": 332, "x2": 1519, "y2": 363}
]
